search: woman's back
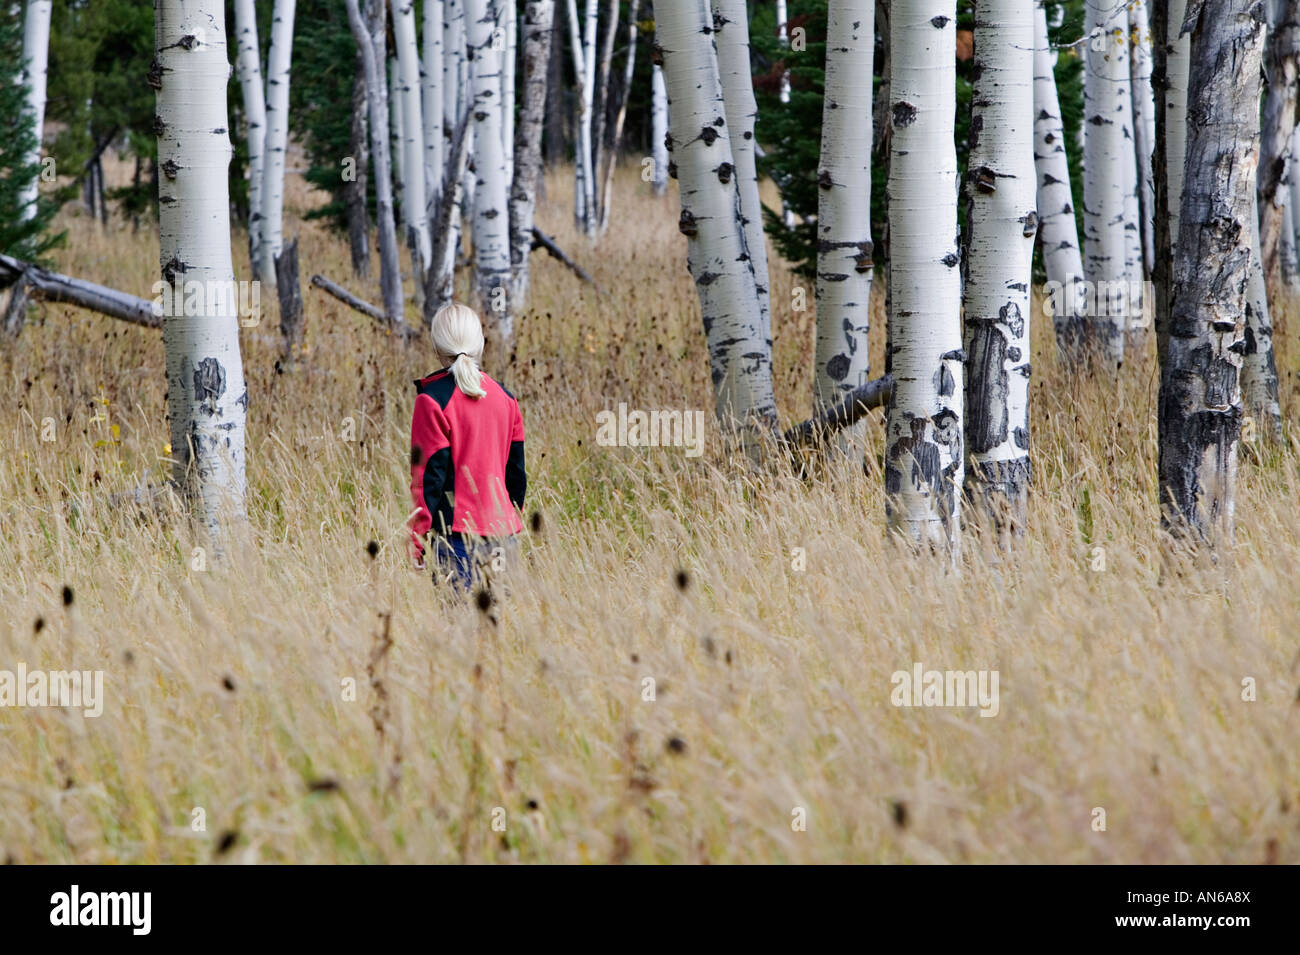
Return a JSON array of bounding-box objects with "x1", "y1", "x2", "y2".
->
[{"x1": 410, "y1": 367, "x2": 526, "y2": 539}]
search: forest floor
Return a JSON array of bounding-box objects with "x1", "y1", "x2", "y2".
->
[{"x1": 2, "y1": 159, "x2": 1299, "y2": 863}]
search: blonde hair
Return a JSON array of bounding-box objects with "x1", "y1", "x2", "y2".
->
[{"x1": 430, "y1": 302, "x2": 487, "y2": 399}]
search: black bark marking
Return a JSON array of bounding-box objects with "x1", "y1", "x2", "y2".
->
[
  {"x1": 826, "y1": 353, "x2": 851, "y2": 381},
  {"x1": 967, "y1": 319, "x2": 1010, "y2": 454},
  {"x1": 678, "y1": 210, "x2": 697, "y2": 236},
  {"x1": 930, "y1": 15, "x2": 950, "y2": 28},
  {"x1": 936, "y1": 364, "x2": 955, "y2": 397},
  {"x1": 193, "y1": 357, "x2": 227, "y2": 416},
  {"x1": 892, "y1": 102, "x2": 918, "y2": 127},
  {"x1": 717, "y1": 162, "x2": 733, "y2": 184}
]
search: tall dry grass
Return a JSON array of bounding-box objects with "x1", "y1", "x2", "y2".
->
[{"x1": 0, "y1": 156, "x2": 1298, "y2": 863}]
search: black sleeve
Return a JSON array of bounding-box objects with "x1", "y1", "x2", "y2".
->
[
  {"x1": 423, "y1": 446, "x2": 453, "y2": 534},
  {"x1": 506, "y1": 440, "x2": 526, "y2": 511}
]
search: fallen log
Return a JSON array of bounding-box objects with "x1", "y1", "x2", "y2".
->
[
  {"x1": 0, "y1": 253, "x2": 160, "y2": 332},
  {"x1": 782, "y1": 374, "x2": 894, "y2": 448},
  {"x1": 531, "y1": 227, "x2": 598, "y2": 287},
  {"x1": 309, "y1": 273, "x2": 419, "y2": 341}
]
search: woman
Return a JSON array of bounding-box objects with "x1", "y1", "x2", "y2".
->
[{"x1": 408, "y1": 303, "x2": 526, "y2": 590}]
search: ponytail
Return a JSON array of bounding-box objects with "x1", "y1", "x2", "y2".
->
[
  {"x1": 449, "y1": 352, "x2": 486, "y2": 399},
  {"x1": 430, "y1": 302, "x2": 487, "y2": 399}
]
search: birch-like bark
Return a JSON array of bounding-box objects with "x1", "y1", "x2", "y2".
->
[
  {"x1": 884, "y1": 1, "x2": 963, "y2": 550},
  {"x1": 814, "y1": 0, "x2": 874, "y2": 421},
  {"x1": 1158, "y1": 0, "x2": 1264, "y2": 548},
  {"x1": 1152, "y1": 0, "x2": 1188, "y2": 363},
  {"x1": 18, "y1": 0, "x2": 52, "y2": 223},
  {"x1": 1259, "y1": 0, "x2": 1300, "y2": 284},
  {"x1": 1120, "y1": 52, "x2": 1144, "y2": 342},
  {"x1": 964, "y1": 0, "x2": 1035, "y2": 533},
  {"x1": 1082, "y1": 0, "x2": 1130, "y2": 365},
  {"x1": 1033, "y1": 0, "x2": 1086, "y2": 359},
  {"x1": 467, "y1": 0, "x2": 514, "y2": 346},
  {"x1": 510, "y1": 0, "x2": 558, "y2": 307},
  {"x1": 711, "y1": 0, "x2": 771, "y2": 355},
  {"x1": 1129, "y1": 0, "x2": 1156, "y2": 278},
  {"x1": 1289, "y1": 124, "x2": 1300, "y2": 267},
  {"x1": 444, "y1": 0, "x2": 466, "y2": 274},
  {"x1": 155, "y1": 0, "x2": 249, "y2": 532},
  {"x1": 582, "y1": 0, "x2": 599, "y2": 230},
  {"x1": 777, "y1": 0, "x2": 794, "y2": 227},
  {"x1": 428, "y1": 107, "x2": 472, "y2": 314},
  {"x1": 566, "y1": 0, "x2": 597, "y2": 233},
  {"x1": 257, "y1": 0, "x2": 297, "y2": 288},
  {"x1": 232, "y1": 0, "x2": 265, "y2": 268},
  {"x1": 346, "y1": 44, "x2": 371, "y2": 278},
  {"x1": 1245, "y1": 203, "x2": 1284, "y2": 442},
  {"x1": 592, "y1": 0, "x2": 619, "y2": 224},
  {"x1": 423, "y1": 0, "x2": 445, "y2": 216},
  {"x1": 345, "y1": 0, "x2": 403, "y2": 323},
  {"x1": 503, "y1": 0, "x2": 517, "y2": 185},
  {"x1": 389, "y1": 57, "x2": 404, "y2": 212},
  {"x1": 392, "y1": 0, "x2": 431, "y2": 281},
  {"x1": 1282, "y1": 183, "x2": 1300, "y2": 281},
  {"x1": 598, "y1": 0, "x2": 642, "y2": 231},
  {"x1": 651, "y1": 62, "x2": 669, "y2": 196},
  {"x1": 656, "y1": 0, "x2": 776, "y2": 433}
]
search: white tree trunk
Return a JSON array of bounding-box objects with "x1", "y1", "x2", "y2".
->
[
  {"x1": 651, "y1": 63, "x2": 669, "y2": 196},
  {"x1": 597, "y1": 0, "x2": 642, "y2": 232},
  {"x1": 257, "y1": 0, "x2": 297, "y2": 287},
  {"x1": 1033, "y1": 0, "x2": 1086, "y2": 357},
  {"x1": 423, "y1": 0, "x2": 445, "y2": 214},
  {"x1": 503, "y1": 0, "x2": 517, "y2": 186},
  {"x1": 155, "y1": 0, "x2": 249, "y2": 532},
  {"x1": 1282, "y1": 180, "x2": 1300, "y2": 282},
  {"x1": 1159, "y1": 0, "x2": 1263, "y2": 547},
  {"x1": 232, "y1": 0, "x2": 265, "y2": 269},
  {"x1": 467, "y1": 0, "x2": 513, "y2": 344},
  {"x1": 814, "y1": 0, "x2": 874, "y2": 424},
  {"x1": 392, "y1": 0, "x2": 431, "y2": 278},
  {"x1": 18, "y1": 1, "x2": 52, "y2": 223},
  {"x1": 777, "y1": 0, "x2": 794, "y2": 226},
  {"x1": 1164, "y1": 0, "x2": 1190, "y2": 258},
  {"x1": 389, "y1": 57, "x2": 404, "y2": 204},
  {"x1": 444, "y1": 0, "x2": 466, "y2": 271},
  {"x1": 711, "y1": 0, "x2": 771, "y2": 358},
  {"x1": 884, "y1": 0, "x2": 963, "y2": 549},
  {"x1": 510, "y1": 0, "x2": 558, "y2": 306},
  {"x1": 1082, "y1": 0, "x2": 1129, "y2": 365},
  {"x1": 345, "y1": 0, "x2": 404, "y2": 323},
  {"x1": 1289, "y1": 125, "x2": 1300, "y2": 260},
  {"x1": 1258, "y1": 0, "x2": 1300, "y2": 283},
  {"x1": 1129, "y1": 0, "x2": 1156, "y2": 278},
  {"x1": 1119, "y1": 40, "x2": 1144, "y2": 341},
  {"x1": 656, "y1": 0, "x2": 775, "y2": 433},
  {"x1": 566, "y1": 0, "x2": 597, "y2": 233},
  {"x1": 964, "y1": 0, "x2": 1035, "y2": 531},
  {"x1": 1245, "y1": 203, "x2": 1283, "y2": 441},
  {"x1": 582, "y1": 0, "x2": 599, "y2": 231}
]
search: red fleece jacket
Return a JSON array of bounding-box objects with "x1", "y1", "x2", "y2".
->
[{"x1": 408, "y1": 368, "x2": 526, "y2": 554}]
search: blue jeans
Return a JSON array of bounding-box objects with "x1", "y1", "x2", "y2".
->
[{"x1": 431, "y1": 534, "x2": 513, "y2": 593}]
